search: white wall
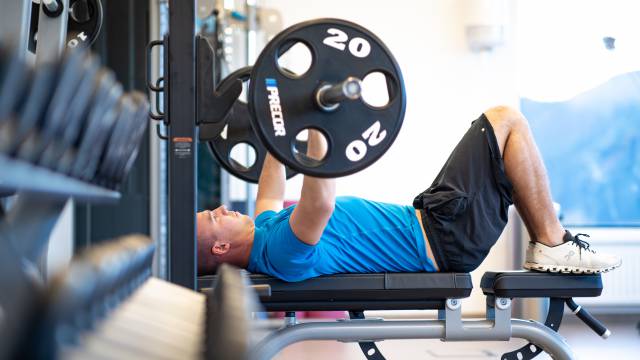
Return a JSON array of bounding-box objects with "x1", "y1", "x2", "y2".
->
[
  {"x1": 259, "y1": 0, "x2": 519, "y2": 313},
  {"x1": 516, "y1": 0, "x2": 640, "y2": 101}
]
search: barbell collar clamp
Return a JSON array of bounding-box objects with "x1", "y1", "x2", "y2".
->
[{"x1": 315, "y1": 76, "x2": 362, "y2": 112}]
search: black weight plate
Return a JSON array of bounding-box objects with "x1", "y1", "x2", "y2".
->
[
  {"x1": 67, "y1": 0, "x2": 103, "y2": 49},
  {"x1": 0, "y1": 61, "x2": 58, "y2": 155},
  {"x1": 248, "y1": 18, "x2": 406, "y2": 178},
  {"x1": 207, "y1": 67, "x2": 298, "y2": 183},
  {"x1": 69, "y1": 69, "x2": 122, "y2": 181},
  {"x1": 111, "y1": 92, "x2": 149, "y2": 187}
]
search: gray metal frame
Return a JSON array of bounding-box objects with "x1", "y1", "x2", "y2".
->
[
  {"x1": 0, "y1": 0, "x2": 32, "y2": 55},
  {"x1": 149, "y1": 0, "x2": 169, "y2": 280},
  {"x1": 249, "y1": 298, "x2": 575, "y2": 360},
  {"x1": 31, "y1": 0, "x2": 72, "y2": 278},
  {"x1": 34, "y1": 0, "x2": 69, "y2": 64}
]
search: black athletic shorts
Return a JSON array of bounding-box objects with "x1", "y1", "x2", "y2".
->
[{"x1": 413, "y1": 114, "x2": 514, "y2": 273}]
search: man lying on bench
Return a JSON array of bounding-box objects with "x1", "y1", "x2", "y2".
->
[{"x1": 196, "y1": 106, "x2": 621, "y2": 281}]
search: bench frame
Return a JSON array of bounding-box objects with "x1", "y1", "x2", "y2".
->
[
  {"x1": 249, "y1": 295, "x2": 574, "y2": 360},
  {"x1": 202, "y1": 269, "x2": 608, "y2": 360}
]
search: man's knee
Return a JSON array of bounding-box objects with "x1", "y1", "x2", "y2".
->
[{"x1": 484, "y1": 105, "x2": 528, "y2": 131}]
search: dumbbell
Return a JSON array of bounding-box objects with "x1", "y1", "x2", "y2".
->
[
  {"x1": 68, "y1": 69, "x2": 122, "y2": 181},
  {"x1": 94, "y1": 93, "x2": 146, "y2": 189},
  {"x1": 0, "y1": 59, "x2": 58, "y2": 156},
  {"x1": 16, "y1": 48, "x2": 93, "y2": 164},
  {"x1": 0, "y1": 47, "x2": 31, "y2": 127},
  {"x1": 109, "y1": 92, "x2": 150, "y2": 187},
  {"x1": 205, "y1": 265, "x2": 261, "y2": 360},
  {"x1": 50, "y1": 238, "x2": 204, "y2": 360},
  {"x1": 57, "y1": 69, "x2": 119, "y2": 176},
  {"x1": 61, "y1": 278, "x2": 205, "y2": 360},
  {"x1": 39, "y1": 51, "x2": 101, "y2": 169},
  {"x1": 33, "y1": 237, "x2": 167, "y2": 358}
]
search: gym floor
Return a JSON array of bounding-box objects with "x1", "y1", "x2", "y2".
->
[{"x1": 275, "y1": 315, "x2": 639, "y2": 359}]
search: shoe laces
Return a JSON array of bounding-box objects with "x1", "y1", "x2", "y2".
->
[{"x1": 570, "y1": 233, "x2": 595, "y2": 254}]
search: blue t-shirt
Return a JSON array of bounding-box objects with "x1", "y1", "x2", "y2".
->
[{"x1": 247, "y1": 196, "x2": 436, "y2": 282}]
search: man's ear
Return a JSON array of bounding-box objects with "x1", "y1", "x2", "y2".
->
[{"x1": 212, "y1": 241, "x2": 230, "y2": 255}]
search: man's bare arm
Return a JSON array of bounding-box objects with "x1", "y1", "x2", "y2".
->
[
  {"x1": 290, "y1": 130, "x2": 336, "y2": 245},
  {"x1": 255, "y1": 153, "x2": 286, "y2": 217}
]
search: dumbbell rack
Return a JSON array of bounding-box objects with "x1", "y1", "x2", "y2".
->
[
  {"x1": 0, "y1": 1, "x2": 120, "y2": 357},
  {"x1": 0, "y1": 154, "x2": 121, "y2": 359}
]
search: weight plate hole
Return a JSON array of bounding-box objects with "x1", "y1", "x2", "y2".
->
[
  {"x1": 362, "y1": 71, "x2": 396, "y2": 108},
  {"x1": 276, "y1": 40, "x2": 313, "y2": 78},
  {"x1": 220, "y1": 125, "x2": 228, "y2": 140},
  {"x1": 235, "y1": 75, "x2": 250, "y2": 104},
  {"x1": 292, "y1": 129, "x2": 327, "y2": 167},
  {"x1": 229, "y1": 142, "x2": 257, "y2": 172}
]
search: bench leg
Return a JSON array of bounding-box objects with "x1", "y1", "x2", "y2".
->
[
  {"x1": 511, "y1": 319, "x2": 575, "y2": 360},
  {"x1": 349, "y1": 311, "x2": 386, "y2": 360},
  {"x1": 502, "y1": 297, "x2": 565, "y2": 360},
  {"x1": 249, "y1": 320, "x2": 446, "y2": 360}
]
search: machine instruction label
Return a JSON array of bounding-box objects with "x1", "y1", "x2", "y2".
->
[{"x1": 173, "y1": 137, "x2": 193, "y2": 158}]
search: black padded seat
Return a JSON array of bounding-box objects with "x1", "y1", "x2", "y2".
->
[
  {"x1": 481, "y1": 270, "x2": 603, "y2": 298},
  {"x1": 199, "y1": 272, "x2": 472, "y2": 311}
]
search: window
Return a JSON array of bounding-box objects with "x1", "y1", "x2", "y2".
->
[{"x1": 517, "y1": 0, "x2": 640, "y2": 226}]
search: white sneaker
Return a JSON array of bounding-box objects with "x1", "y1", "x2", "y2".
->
[{"x1": 524, "y1": 231, "x2": 621, "y2": 274}]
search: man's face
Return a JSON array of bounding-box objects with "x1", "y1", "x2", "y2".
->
[{"x1": 197, "y1": 205, "x2": 254, "y2": 247}]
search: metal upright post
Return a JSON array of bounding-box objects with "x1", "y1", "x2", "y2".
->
[
  {"x1": 245, "y1": 0, "x2": 258, "y2": 218},
  {"x1": 219, "y1": 1, "x2": 231, "y2": 211},
  {"x1": 149, "y1": 0, "x2": 169, "y2": 280},
  {"x1": 31, "y1": 0, "x2": 71, "y2": 278},
  {"x1": 0, "y1": 0, "x2": 32, "y2": 55},
  {"x1": 35, "y1": 0, "x2": 70, "y2": 63},
  {"x1": 167, "y1": 0, "x2": 198, "y2": 288}
]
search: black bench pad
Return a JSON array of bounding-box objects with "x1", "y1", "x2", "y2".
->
[
  {"x1": 481, "y1": 270, "x2": 602, "y2": 298},
  {"x1": 199, "y1": 272, "x2": 472, "y2": 311}
]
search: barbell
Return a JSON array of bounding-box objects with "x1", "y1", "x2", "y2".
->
[{"x1": 206, "y1": 18, "x2": 406, "y2": 181}]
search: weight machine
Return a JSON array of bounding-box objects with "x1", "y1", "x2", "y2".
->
[{"x1": 154, "y1": 2, "x2": 614, "y2": 360}]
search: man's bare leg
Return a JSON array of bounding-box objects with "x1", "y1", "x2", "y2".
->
[{"x1": 484, "y1": 106, "x2": 565, "y2": 247}]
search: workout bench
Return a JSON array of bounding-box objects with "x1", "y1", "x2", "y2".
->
[{"x1": 200, "y1": 270, "x2": 608, "y2": 360}]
